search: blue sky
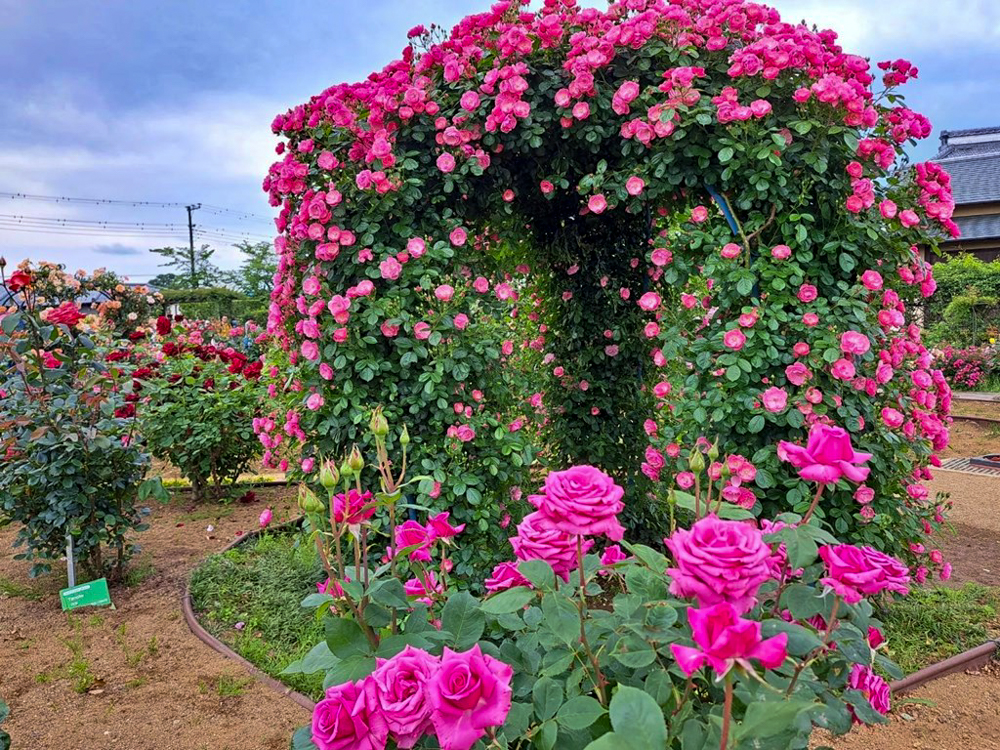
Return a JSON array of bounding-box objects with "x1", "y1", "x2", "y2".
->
[{"x1": 1, "y1": 0, "x2": 998, "y2": 279}]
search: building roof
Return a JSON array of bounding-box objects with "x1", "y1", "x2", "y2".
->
[
  {"x1": 932, "y1": 152, "x2": 1000, "y2": 205},
  {"x1": 951, "y1": 213, "x2": 1000, "y2": 243},
  {"x1": 937, "y1": 126, "x2": 1000, "y2": 159}
]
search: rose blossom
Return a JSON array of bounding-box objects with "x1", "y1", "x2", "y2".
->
[
  {"x1": 428, "y1": 645, "x2": 513, "y2": 750},
  {"x1": 312, "y1": 681, "x2": 386, "y2": 750},
  {"x1": 333, "y1": 489, "x2": 376, "y2": 525},
  {"x1": 637, "y1": 291, "x2": 661, "y2": 311},
  {"x1": 777, "y1": 424, "x2": 871, "y2": 483},
  {"x1": 771, "y1": 244, "x2": 791, "y2": 260},
  {"x1": 785, "y1": 362, "x2": 811, "y2": 386},
  {"x1": 671, "y1": 602, "x2": 788, "y2": 677},
  {"x1": 762, "y1": 386, "x2": 788, "y2": 412},
  {"x1": 364, "y1": 646, "x2": 438, "y2": 748},
  {"x1": 840, "y1": 331, "x2": 871, "y2": 355},
  {"x1": 434, "y1": 284, "x2": 455, "y2": 302},
  {"x1": 44, "y1": 301, "x2": 85, "y2": 326},
  {"x1": 484, "y1": 562, "x2": 531, "y2": 593},
  {"x1": 588, "y1": 194, "x2": 607, "y2": 214},
  {"x1": 819, "y1": 544, "x2": 910, "y2": 603},
  {"x1": 797, "y1": 284, "x2": 818, "y2": 303},
  {"x1": 847, "y1": 664, "x2": 891, "y2": 719},
  {"x1": 664, "y1": 514, "x2": 774, "y2": 613},
  {"x1": 723, "y1": 329, "x2": 746, "y2": 350},
  {"x1": 529, "y1": 465, "x2": 625, "y2": 541},
  {"x1": 626, "y1": 176, "x2": 645, "y2": 195},
  {"x1": 510, "y1": 511, "x2": 592, "y2": 581}
]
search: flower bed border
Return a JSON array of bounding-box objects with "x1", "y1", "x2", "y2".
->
[
  {"x1": 181, "y1": 521, "x2": 995, "y2": 710},
  {"x1": 181, "y1": 518, "x2": 318, "y2": 712}
]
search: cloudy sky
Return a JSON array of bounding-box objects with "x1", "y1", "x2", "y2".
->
[{"x1": 1, "y1": 0, "x2": 998, "y2": 279}]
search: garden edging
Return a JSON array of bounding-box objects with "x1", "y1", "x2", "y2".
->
[
  {"x1": 181, "y1": 518, "x2": 317, "y2": 712},
  {"x1": 890, "y1": 640, "x2": 998, "y2": 695}
]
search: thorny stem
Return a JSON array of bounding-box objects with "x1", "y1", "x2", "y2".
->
[
  {"x1": 315, "y1": 534, "x2": 379, "y2": 650},
  {"x1": 576, "y1": 535, "x2": 607, "y2": 705},
  {"x1": 801, "y1": 484, "x2": 825, "y2": 525},
  {"x1": 720, "y1": 675, "x2": 734, "y2": 750},
  {"x1": 693, "y1": 473, "x2": 702, "y2": 519}
]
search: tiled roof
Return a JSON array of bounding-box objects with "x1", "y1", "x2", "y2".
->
[
  {"x1": 950, "y1": 213, "x2": 1000, "y2": 242},
  {"x1": 934, "y1": 153, "x2": 1000, "y2": 204}
]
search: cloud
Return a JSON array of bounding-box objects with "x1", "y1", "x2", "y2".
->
[{"x1": 93, "y1": 243, "x2": 142, "y2": 256}]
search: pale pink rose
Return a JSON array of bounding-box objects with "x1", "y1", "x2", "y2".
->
[
  {"x1": 840, "y1": 331, "x2": 871, "y2": 355},
  {"x1": 802, "y1": 313, "x2": 819, "y2": 326},
  {"x1": 449, "y1": 227, "x2": 468, "y2": 246},
  {"x1": 428, "y1": 646, "x2": 512, "y2": 750},
  {"x1": 900, "y1": 209, "x2": 920, "y2": 227},
  {"x1": 762, "y1": 387, "x2": 788, "y2": 412},
  {"x1": 407, "y1": 237, "x2": 426, "y2": 257},
  {"x1": 453, "y1": 313, "x2": 469, "y2": 330},
  {"x1": 665, "y1": 515, "x2": 774, "y2": 613},
  {"x1": 854, "y1": 485, "x2": 875, "y2": 505},
  {"x1": 626, "y1": 176, "x2": 645, "y2": 195},
  {"x1": 460, "y1": 90, "x2": 480, "y2": 111},
  {"x1": 638, "y1": 291, "x2": 661, "y2": 311},
  {"x1": 650, "y1": 248, "x2": 671, "y2": 266},
  {"x1": 413, "y1": 322, "x2": 431, "y2": 340},
  {"x1": 380, "y1": 257, "x2": 402, "y2": 280},
  {"x1": 879, "y1": 200, "x2": 898, "y2": 219},
  {"x1": 434, "y1": 284, "x2": 455, "y2": 302}
]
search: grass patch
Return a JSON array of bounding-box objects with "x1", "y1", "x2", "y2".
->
[
  {"x1": 0, "y1": 574, "x2": 46, "y2": 601},
  {"x1": 189, "y1": 529, "x2": 326, "y2": 700},
  {"x1": 879, "y1": 583, "x2": 1000, "y2": 674}
]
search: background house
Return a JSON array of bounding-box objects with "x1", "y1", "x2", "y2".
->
[{"x1": 932, "y1": 126, "x2": 1000, "y2": 262}]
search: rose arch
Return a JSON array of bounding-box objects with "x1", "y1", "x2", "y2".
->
[{"x1": 257, "y1": 0, "x2": 954, "y2": 577}]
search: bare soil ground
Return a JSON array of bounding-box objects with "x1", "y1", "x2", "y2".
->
[{"x1": 0, "y1": 487, "x2": 309, "y2": 750}]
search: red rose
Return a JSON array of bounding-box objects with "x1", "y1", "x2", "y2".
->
[
  {"x1": 7, "y1": 270, "x2": 31, "y2": 292},
  {"x1": 44, "y1": 302, "x2": 85, "y2": 327},
  {"x1": 155, "y1": 315, "x2": 172, "y2": 336}
]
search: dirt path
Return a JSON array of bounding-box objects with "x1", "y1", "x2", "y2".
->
[{"x1": 0, "y1": 488, "x2": 309, "y2": 750}]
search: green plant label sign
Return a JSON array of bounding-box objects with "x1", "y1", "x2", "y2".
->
[{"x1": 60, "y1": 578, "x2": 112, "y2": 611}]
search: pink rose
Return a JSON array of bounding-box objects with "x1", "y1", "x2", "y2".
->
[
  {"x1": 664, "y1": 514, "x2": 774, "y2": 613},
  {"x1": 312, "y1": 681, "x2": 386, "y2": 750},
  {"x1": 720, "y1": 242, "x2": 741, "y2": 259},
  {"x1": 435, "y1": 284, "x2": 455, "y2": 302},
  {"x1": 600, "y1": 544, "x2": 629, "y2": 567},
  {"x1": 364, "y1": 646, "x2": 438, "y2": 748},
  {"x1": 626, "y1": 176, "x2": 645, "y2": 195},
  {"x1": 306, "y1": 393, "x2": 325, "y2": 411},
  {"x1": 450, "y1": 227, "x2": 468, "y2": 246},
  {"x1": 407, "y1": 237, "x2": 426, "y2": 257},
  {"x1": 333, "y1": 489, "x2": 375, "y2": 525},
  {"x1": 785, "y1": 362, "x2": 811, "y2": 386},
  {"x1": 414, "y1": 322, "x2": 431, "y2": 340},
  {"x1": 797, "y1": 284, "x2": 818, "y2": 303},
  {"x1": 540, "y1": 180, "x2": 555, "y2": 195},
  {"x1": 860, "y1": 270, "x2": 883, "y2": 290},
  {"x1": 881, "y1": 407, "x2": 904, "y2": 427},
  {"x1": 394, "y1": 520, "x2": 435, "y2": 562},
  {"x1": 671, "y1": 602, "x2": 787, "y2": 677},
  {"x1": 588, "y1": 194, "x2": 607, "y2": 214},
  {"x1": 762, "y1": 386, "x2": 788, "y2": 413},
  {"x1": 427, "y1": 512, "x2": 465, "y2": 540},
  {"x1": 637, "y1": 291, "x2": 661, "y2": 311},
  {"x1": 429, "y1": 646, "x2": 513, "y2": 750},
  {"x1": 690, "y1": 206, "x2": 709, "y2": 223},
  {"x1": 259, "y1": 508, "x2": 272, "y2": 528},
  {"x1": 484, "y1": 562, "x2": 532, "y2": 593},
  {"x1": 879, "y1": 200, "x2": 898, "y2": 219},
  {"x1": 819, "y1": 544, "x2": 909, "y2": 603},
  {"x1": 831, "y1": 358, "x2": 856, "y2": 381},
  {"x1": 848, "y1": 665, "x2": 891, "y2": 721},
  {"x1": 453, "y1": 313, "x2": 469, "y2": 330},
  {"x1": 723, "y1": 329, "x2": 746, "y2": 350},
  {"x1": 771, "y1": 244, "x2": 791, "y2": 260},
  {"x1": 840, "y1": 331, "x2": 871, "y2": 355},
  {"x1": 529, "y1": 465, "x2": 626, "y2": 541},
  {"x1": 510, "y1": 511, "x2": 592, "y2": 581},
  {"x1": 436, "y1": 152, "x2": 456, "y2": 173},
  {"x1": 380, "y1": 257, "x2": 402, "y2": 280},
  {"x1": 777, "y1": 424, "x2": 871, "y2": 484}
]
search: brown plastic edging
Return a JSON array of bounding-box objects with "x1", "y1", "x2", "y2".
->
[
  {"x1": 181, "y1": 518, "x2": 317, "y2": 713},
  {"x1": 890, "y1": 640, "x2": 998, "y2": 695}
]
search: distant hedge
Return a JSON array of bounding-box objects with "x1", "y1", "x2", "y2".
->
[{"x1": 926, "y1": 254, "x2": 1000, "y2": 323}]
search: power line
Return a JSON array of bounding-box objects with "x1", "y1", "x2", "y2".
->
[
  {"x1": 0, "y1": 191, "x2": 273, "y2": 222},
  {"x1": 0, "y1": 213, "x2": 271, "y2": 243}
]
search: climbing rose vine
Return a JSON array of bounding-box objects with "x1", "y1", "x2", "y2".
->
[{"x1": 262, "y1": 0, "x2": 953, "y2": 575}]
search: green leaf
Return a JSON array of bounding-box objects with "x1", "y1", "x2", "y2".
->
[
  {"x1": 557, "y1": 695, "x2": 606, "y2": 730},
  {"x1": 323, "y1": 655, "x2": 376, "y2": 686},
  {"x1": 281, "y1": 641, "x2": 339, "y2": 675},
  {"x1": 441, "y1": 591, "x2": 485, "y2": 649},
  {"x1": 481, "y1": 586, "x2": 535, "y2": 615},
  {"x1": 325, "y1": 617, "x2": 371, "y2": 659},
  {"x1": 533, "y1": 676, "x2": 564, "y2": 721},
  {"x1": 518, "y1": 559, "x2": 556, "y2": 590},
  {"x1": 718, "y1": 146, "x2": 735, "y2": 163},
  {"x1": 368, "y1": 578, "x2": 409, "y2": 609},
  {"x1": 672, "y1": 490, "x2": 754, "y2": 520},
  {"x1": 608, "y1": 686, "x2": 667, "y2": 748},
  {"x1": 747, "y1": 415, "x2": 765, "y2": 433},
  {"x1": 291, "y1": 725, "x2": 319, "y2": 750},
  {"x1": 736, "y1": 699, "x2": 817, "y2": 740},
  {"x1": 843, "y1": 690, "x2": 889, "y2": 725}
]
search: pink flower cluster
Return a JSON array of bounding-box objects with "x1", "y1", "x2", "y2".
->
[{"x1": 312, "y1": 644, "x2": 511, "y2": 750}]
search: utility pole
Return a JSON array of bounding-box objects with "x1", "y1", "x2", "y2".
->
[{"x1": 186, "y1": 203, "x2": 201, "y2": 287}]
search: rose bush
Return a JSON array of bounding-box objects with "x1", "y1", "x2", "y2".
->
[
  {"x1": 262, "y1": 0, "x2": 953, "y2": 573},
  {"x1": 285, "y1": 415, "x2": 909, "y2": 750},
  {"x1": 0, "y1": 261, "x2": 165, "y2": 579},
  {"x1": 129, "y1": 317, "x2": 266, "y2": 500}
]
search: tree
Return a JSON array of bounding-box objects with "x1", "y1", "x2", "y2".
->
[
  {"x1": 148, "y1": 272, "x2": 187, "y2": 290},
  {"x1": 150, "y1": 243, "x2": 218, "y2": 288},
  {"x1": 222, "y1": 241, "x2": 276, "y2": 298}
]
